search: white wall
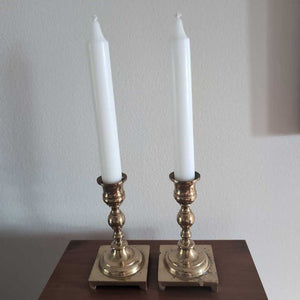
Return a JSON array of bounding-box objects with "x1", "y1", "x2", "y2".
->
[{"x1": 1, "y1": 1, "x2": 300, "y2": 299}]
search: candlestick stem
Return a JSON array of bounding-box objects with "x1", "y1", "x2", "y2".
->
[
  {"x1": 164, "y1": 172, "x2": 210, "y2": 278},
  {"x1": 97, "y1": 173, "x2": 143, "y2": 278}
]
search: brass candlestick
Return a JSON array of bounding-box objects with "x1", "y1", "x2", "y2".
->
[
  {"x1": 165, "y1": 172, "x2": 209, "y2": 277},
  {"x1": 158, "y1": 172, "x2": 219, "y2": 291},
  {"x1": 88, "y1": 173, "x2": 150, "y2": 290}
]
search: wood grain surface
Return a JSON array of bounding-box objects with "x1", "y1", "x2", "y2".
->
[{"x1": 39, "y1": 240, "x2": 268, "y2": 300}]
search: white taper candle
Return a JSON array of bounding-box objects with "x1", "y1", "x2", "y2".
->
[
  {"x1": 89, "y1": 16, "x2": 122, "y2": 183},
  {"x1": 171, "y1": 13, "x2": 195, "y2": 181}
]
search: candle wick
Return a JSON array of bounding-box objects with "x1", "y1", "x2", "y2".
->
[
  {"x1": 93, "y1": 14, "x2": 98, "y2": 22},
  {"x1": 175, "y1": 12, "x2": 182, "y2": 19}
]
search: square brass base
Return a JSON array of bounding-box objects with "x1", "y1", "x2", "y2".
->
[
  {"x1": 88, "y1": 245, "x2": 150, "y2": 290},
  {"x1": 158, "y1": 244, "x2": 219, "y2": 291}
]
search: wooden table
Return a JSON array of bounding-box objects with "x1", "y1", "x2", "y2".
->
[{"x1": 39, "y1": 240, "x2": 268, "y2": 300}]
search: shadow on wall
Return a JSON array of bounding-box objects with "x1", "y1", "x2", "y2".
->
[
  {"x1": 0, "y1": 228, "x2": 156, "y2": 300},
  {"x1": 0, "y1": 230, "x2": 111, "y2": 300},
  {"x1": 0, "y1": 44, "x2": 48, "y2": 226},
  {"x1": 248, "y1": 0, "x2": 300, "y2": 136},
  {"x1": 0, "y1": 43, "x2": 157, "y2": 300}
]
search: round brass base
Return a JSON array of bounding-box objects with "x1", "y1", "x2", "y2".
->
[
  {"x1": 164, "y1": 247, "x2": 210, "y2": 279},
  {"x1": 99, "y1": 245, "x2": 144, "y2": 278}
]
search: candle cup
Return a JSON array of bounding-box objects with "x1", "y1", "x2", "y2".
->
[
  {"x1": 158, "y1": 172, "x2": 219, "y2": 291},
  {"x1": 88, "y1": 173, "x2": 150, "y2": 290}
]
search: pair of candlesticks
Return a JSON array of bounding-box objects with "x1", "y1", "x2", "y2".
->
[{"x1": 88, "y1": 171, "x2": 219, "y2": 291}]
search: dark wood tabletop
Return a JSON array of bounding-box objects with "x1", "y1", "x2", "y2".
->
[{"x1": 39, "y1": 240, "x2": 268, "y2": 300}]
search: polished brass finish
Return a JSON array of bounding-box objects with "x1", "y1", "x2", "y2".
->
[
  {"x1": 89, "y1": 244, "x2": 150, "y2": 290},
  {"x1": 158, "y1": 244, "x2": 218, "y2": 291},
  {"x1": 88, "y1": 173, "x2": 149, "y2": 289},
  {"x1": 163, "y1": 172, "x2": 212, "y2": 280},
  {"x1": 96, "y1": 173, "x2": 144, "y2": 278}
]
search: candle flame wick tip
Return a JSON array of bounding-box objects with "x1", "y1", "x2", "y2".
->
[{"x1": 175, "y1": 12, "x2": 182, "y2": 19}]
